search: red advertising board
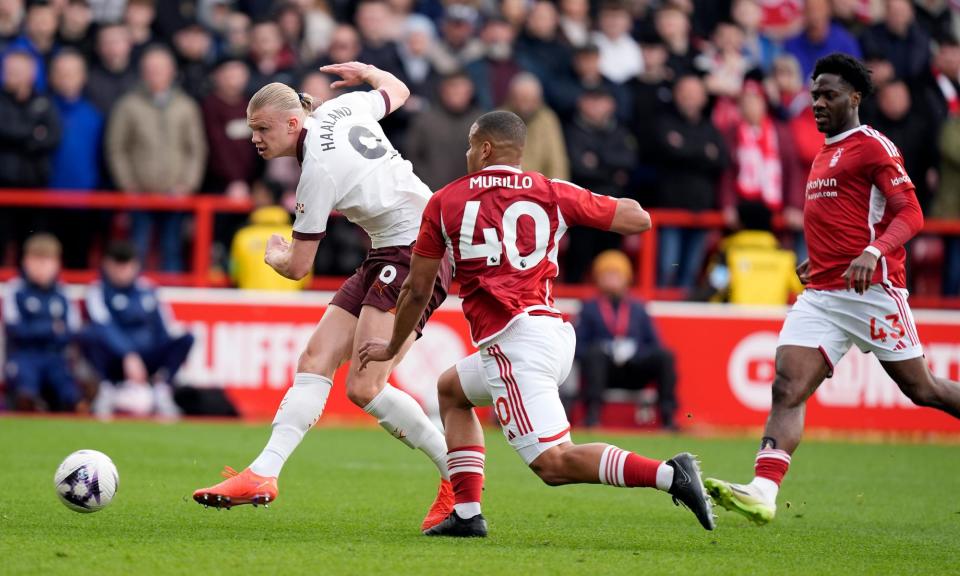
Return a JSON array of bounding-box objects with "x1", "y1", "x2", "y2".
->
[{"x1": 3, "y1": 287, "x2": 960, "y2": 433}]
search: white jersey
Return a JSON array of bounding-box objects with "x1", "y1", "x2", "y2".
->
[{"x1": 292, "y1": 90, "x2": 432, "y2": 248}]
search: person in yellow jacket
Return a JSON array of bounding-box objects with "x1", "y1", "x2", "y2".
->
[
  {"x1": 230, "y1": 206, "x2": 309, "y2": 290},
  {"x1": 707, "y1": 204, "x2": 803, "y2": 305}
]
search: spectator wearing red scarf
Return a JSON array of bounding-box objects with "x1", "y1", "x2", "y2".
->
[{"x1": 720, "y1": 80, "x2": 804, "y2": 231}]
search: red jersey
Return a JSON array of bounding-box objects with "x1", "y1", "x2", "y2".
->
[
  {"x1": 803, "y1": 125, "x2": 917, "y2": 290},
  {"x1": 414, "y1": 165, "x2": 618, "y2": 345}
]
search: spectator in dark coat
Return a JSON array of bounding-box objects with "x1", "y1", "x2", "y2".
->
[
  {"x1": 57, "y1": 0, "x2": 96, "y2": 58},
  {"x1": 246, "y1": 19, "x2": 297, "y2": 93},
  {"x1": 465, "y1": 17, "x2": 522, "y2": 110},
  {"x1": 3, "y1": 234, "x2": 81, "y2": 412},
  {"x1": 172, "y1": 21, "x2": 215, "y2": 101},
  {"x1": 655, "y1": 5, "x2": 700, "y2": 79},
  {"x1": 354, "y1": 0, "x2": 407, "y2": 80},
  {"x1": 563, "y1": 87, "x2": 637, "y2": 283},
  {"x1": 653, "y1": 75, "x2": 727, "y2": 289},
  {"x1": 514, "y1": 0, "x2": 573, "y2": 109},
  {"x1": 869, "y1": 80, "x2": 938, "y2": 213},
  {"x1": 404, "y1": 71, "x2": 478, "y2": 190},
  {"x1": 859, "y1": 0, "x2": 930, "y2": 83},
  {"x1": 86, "y1": 24, "x2": 138, "y2": 114},
  {"x1": 5, "y1": 0, "x2": 58, "y2": 93},
  {"x1": 82, "y1": 241, "x2": 195, "y2": 419},
  {"x1": 0, "y1": 50, "x2": 59, "y2": 188},
  {"x1": 553, "y1": 42, "x2": 631, "y2": 123},
  {"x1": 923, "y1": 36, "x2": 960, "y2": 133},
  {"x1": 574, "y1": 250, "x2": 677, "y2": 429}
]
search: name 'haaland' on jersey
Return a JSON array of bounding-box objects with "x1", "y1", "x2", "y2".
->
[
  {"x1": 469, "y1": 174, "x2": 535, "y2": 189},
  {"x1": 315, "y1": 106, "x2": 352, "y2": 152}
]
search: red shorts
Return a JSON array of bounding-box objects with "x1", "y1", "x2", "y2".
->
[{"x1": 330, "y1": 243, "x2": 451, "y2": 335}]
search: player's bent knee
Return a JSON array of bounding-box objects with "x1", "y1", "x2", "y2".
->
[
  {"x1": 529, "y1": 447, "x2": 569, "y2": 486},
  {"x1": 345, "y1": 378, "x2": 384, "y2": 407},
  {"x1": 771, "y1": 374, "x2": 807, "y2": 408},
  {"x1": 296, "y1": 348, "x2": 338, "y2": 378},
  {"x1": 900, "y1": 378, "x2": 939, "y2": 408}
]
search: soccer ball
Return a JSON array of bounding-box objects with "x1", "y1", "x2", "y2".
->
[{"x1": 54, "y1": 450, "x2": 119, "y2": 513}]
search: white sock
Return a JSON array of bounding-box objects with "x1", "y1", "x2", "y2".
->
[
  {"x1": 749, "y1": 476, "x2": 780, "y2": 504},
  {"x1": 655, "y1": 462, "x2": 674, "y2": 492},
  {"x1": 249, "y1": 373, "x2": 332, "y2": 478},
  {"x1": 454, "y1": 502, "x2": 481, "y2": 518},
  {"x1": 363, "y1": 385, "x2": 449, "y2": 479}
]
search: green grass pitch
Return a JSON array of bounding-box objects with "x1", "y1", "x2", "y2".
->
[{"x1": 2, "y1": 418, "x2": 958, "y2": 576}]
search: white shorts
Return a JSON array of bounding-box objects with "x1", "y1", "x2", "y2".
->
[
  {"x1": 456, "y1": 315, "x2": 574, "y2": 465},
  {"x1": 778, "y1": 285, "x2": 924, "y2": 374}
]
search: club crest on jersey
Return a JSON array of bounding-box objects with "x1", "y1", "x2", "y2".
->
[
  {"x1": 295, "y1": 202, "x2": 306, "y2": 214},
  {"x1": 829, "y1": 147, "x2": 844, "y2": 167}
]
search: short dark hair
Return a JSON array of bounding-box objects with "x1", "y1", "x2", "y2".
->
[
  {"x1": 474, "y1": 110, "x2": 526, "y2": 147},
  {"x1": 104, "y1": 240, "x2": 138, "y2": 263},
  {"x1": 811, "y1": 53, "x2": 874, "y2": 96}
]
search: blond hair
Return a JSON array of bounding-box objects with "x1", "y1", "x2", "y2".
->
[
  {"x1": 247, "y1": 82, "x2": 316, "y2": 116},
  {"x1": 23, "y1": 233, "x2": 62, "y2": 258}
]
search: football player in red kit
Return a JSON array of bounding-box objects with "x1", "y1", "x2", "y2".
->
[
  {"x1": 705, "y1": 53, "x2": 960, "y2": 524},
  {"x1": 359, "y1": 110, "x2": 715, "y2": 537}
]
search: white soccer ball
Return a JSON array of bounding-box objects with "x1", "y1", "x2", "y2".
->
[{"x1": 54, "y1": 450, "x2": 119, "y2": 513}]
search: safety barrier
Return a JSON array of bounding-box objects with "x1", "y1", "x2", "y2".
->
[{"x1": 1, "y1": 190, "x2": 959, "y2": 307}]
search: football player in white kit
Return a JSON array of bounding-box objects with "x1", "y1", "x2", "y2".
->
[{"x1": 193, "y1": 62, "x2": 455, "y2": 531}]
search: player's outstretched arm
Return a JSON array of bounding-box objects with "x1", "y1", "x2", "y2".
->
[
  {"x1": 609, "y1": 198, "x2": 652, "y2": 235},
  {"x1": 264, "y1": 234, "x2": 320, "y2": 280},
  {"x1": 358, "y1": 253, "x2": 441, "y2": 370},
  {"x1": 319, "y1": 61, "x2": 410, "y2": 114}
]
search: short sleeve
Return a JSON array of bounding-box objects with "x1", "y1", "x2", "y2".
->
[
  {"x1": 413, "y1": 194, "x2": 447, "y2": 259},
  {"x1": 292, "y1": 159, "x2": 336, "y2": 240},
  {"x1": 867, "y1": 138, "x2": 916, "y2": 199},
  {"x1": 552, "y1": 178, "x2": 618, "y2": 229},
  {"x1": 337, "y1": 90, "x2": 389, "y2": 121}
]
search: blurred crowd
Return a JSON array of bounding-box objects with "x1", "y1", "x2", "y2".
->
[{"x1": 0, "y1": 0, "x2": 959, "y2": 294}]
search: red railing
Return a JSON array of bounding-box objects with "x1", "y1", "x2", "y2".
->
[{"x1": 1, "y1": 190, "x2": 959, "y2": 307}]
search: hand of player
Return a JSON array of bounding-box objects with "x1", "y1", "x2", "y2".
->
[
  {"x1": 123, "y1": 352, "x2": 148, "y2": 384},
  {"x1": 357, "y1": 338, "x2": 395, "y2": 371},
  {"x1": 319, "y1": 62, "x2": 374, "y2": 89},
  {"x1": 796, "y1": 258, "x2": 811, "y2": 285},
  {"x1": 264, "y1": 234, "x2": 290, "y2": 268},
  {"x1": 842, "y1": 251, "x2": 879, "y2": 295}
]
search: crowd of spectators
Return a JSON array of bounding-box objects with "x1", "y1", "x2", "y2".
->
[{"x1": 0, "y1": 0, "x2": 959, "y2": 294}]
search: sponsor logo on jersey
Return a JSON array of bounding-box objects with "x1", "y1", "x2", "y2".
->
[
  {"x1": 295, "y1": 202, "x2": 305, "y2": 214},
  {"x1": 806, "y1": 176, "x2": 837, "y2": 191},
  {"x1": 468, "y1": 174, "x2": 534, "y2": 190},
  {"x1": 805, "y1": 176, "x2": 838, "y2": 200},
  {"x1": 890, "y1": 163, "x2": 911, "y2": 186},
  {"x1": 829, "y1": 147, "x2": 844, "y2": 167}
]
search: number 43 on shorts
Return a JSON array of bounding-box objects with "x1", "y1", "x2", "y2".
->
[{"x1": 870, "y1": 314, "x2": 906, "y2": 343}]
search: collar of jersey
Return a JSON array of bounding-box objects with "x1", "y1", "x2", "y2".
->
[
  {"x1": 482, "y1": 164, "x2": 522, "y2": 173},
  {"x1": 824, "y1": 125, "x2": 864, "y2": 145}
]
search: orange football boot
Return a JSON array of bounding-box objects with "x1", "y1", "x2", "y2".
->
[
  {"x1": 421, "y1": 478, "x2": 455, "y2": 532},
  {"x1": 193, "y1": 466, "x2": 278, "y2": 509}
]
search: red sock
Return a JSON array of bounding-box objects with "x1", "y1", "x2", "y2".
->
[
  {"x1": 599, "y1": 446, "x2": 661, "y2": 488},
  {"x1": 447, "y1": 446, "x2": 485, "y2": 504},
  {"x1": 754, "y1": 448, "x2": 791, "y2": 486}
]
